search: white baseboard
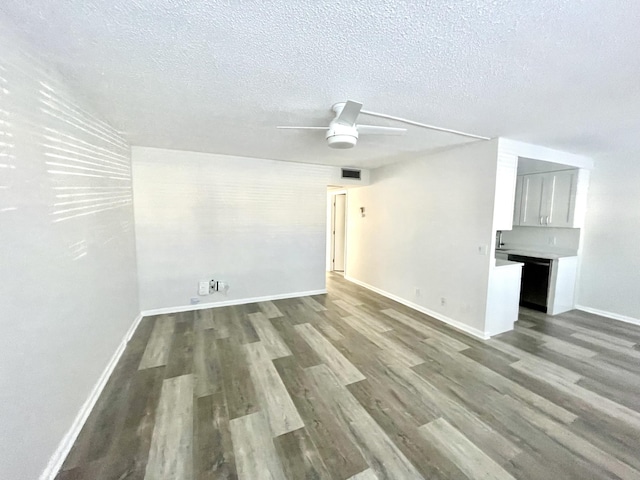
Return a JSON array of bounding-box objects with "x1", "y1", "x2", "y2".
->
[
  {"x1": 575, "y1": 305, "x2": 640, "y2": 327},
  {"x1": 141, "y1": 289, "x2": 328, "y2": 317},
  {"x1": 39, "y1": 313, "x2": 144, "y2": 480},
  {"x1": 344, "y1": 275, "x2": 489, "y2": 340}
]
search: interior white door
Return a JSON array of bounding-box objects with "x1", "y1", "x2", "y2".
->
[{"x1": 333, "y1": 194, "x2": 346, "y2": 272}]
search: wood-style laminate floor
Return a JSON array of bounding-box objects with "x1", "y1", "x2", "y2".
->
[{"x1": 56, "y1": 274, "x2": 640, "y2": 479}]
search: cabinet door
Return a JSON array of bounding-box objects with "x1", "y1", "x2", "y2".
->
[
  {"x1": 519, "y1": 173, "x2": 545, "y2": 226},
  {"x1": 513, "y1": 176, "x2": 523, "y2": 226},
  {"x1": 547, "y1": 170, "x2": 578, "y2": 227}
]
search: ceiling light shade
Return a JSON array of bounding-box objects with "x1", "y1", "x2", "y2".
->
[
  {"x1": 326, "y1": 134, "x2": 357, "y2": 149},
  {"x1": 326, "y1": 123, "x2": 358, "y2": 148}
]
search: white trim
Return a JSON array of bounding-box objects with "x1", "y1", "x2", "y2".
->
[
  {"x1": 140, "y1": 289, "x2": 328, "y2": 317},
  {"x1": 39, "y1": 313, "x2": 144, "y2": 480},
  {"x1": 343, "y1": 191, "x2": 349, "y2": 278},
  {"x1": 344, "y1": 275, "x2": 490, "y2": 340},
  {"x1": 327, "y1": 189, "x2": 348, "y2": 275},
  {"x1": 498, "y1": 138, "x2": 594, "y2": 169},
  {"x1": 326, "y1": 191, "x2": 334, "y2": 272},
  {"x1": 575, "y1": 305, "x2": 640, "y2": 327}
]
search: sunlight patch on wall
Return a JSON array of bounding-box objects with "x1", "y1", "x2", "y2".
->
[
  {"x1": 39, "y1": 82, "x2": 128, "y2": 151},
  {"x1": 67, "y1": 239, "x2": 87, "y2": 261},
  {"x1": 51, "y1": 186, "x2": 133, "y2": 223},
  {"x1": 38, "y1": 81, "x2": 133, "y2": 223},
  {"x1": 0, "y1": 65, "x2": 17, "y2": 214},
  {"x1": 1, "y1": 43, "x2": 134, "y2": 264}
]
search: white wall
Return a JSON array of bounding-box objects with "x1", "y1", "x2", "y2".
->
[
  {"x1": 0, "y1": 30, "x2": 139, "y2": 479},
  {"x1": 501, "y1": 226, "x2": 581, "y2": 254},
  {"x1": 577, "y1": 154, "x2": 640, "y2": 321},
  {"x1": 133, "y1": 147, "x2": 340, "y2": 311},
  {"x1": 345, "y1": 140, "x2": 500, "y2": 336}
]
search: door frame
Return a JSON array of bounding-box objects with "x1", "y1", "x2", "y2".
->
[{"x1": 326, "y1": 189, "x2": 348, "y2": 275}]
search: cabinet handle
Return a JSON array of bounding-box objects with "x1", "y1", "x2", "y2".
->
[
  {"x1": 545, "y1": 215, "x2": 550, "y2": 225},
  {"x1": 540, "y1": 216, "x2": 543, "y2": 225}
]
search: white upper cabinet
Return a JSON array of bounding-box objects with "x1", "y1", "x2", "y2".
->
[
  {"x1": 520, "y1": 173, "x2": 546, "y2": 226},
  {"x1": 547, "y1": 170, "x2": 578, "y2": 227},
  {"x1": 513, "y1": 175, "x2": 523, "y2": 226},
  {"x1": 516, "y1": 169, "x2": 579, "y2": 227}
]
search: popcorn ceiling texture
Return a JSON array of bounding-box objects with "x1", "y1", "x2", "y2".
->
[{"x1": 1, "y1": 0, "x2": 640, "y2": 167}]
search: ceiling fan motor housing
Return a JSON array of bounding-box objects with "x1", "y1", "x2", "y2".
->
[{"x1": 326, "y1": 122, "x2": 358, "y2": 149}]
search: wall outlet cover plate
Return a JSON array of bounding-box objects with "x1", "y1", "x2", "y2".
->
[{"x1": 198, "y1": 281, "x2": 209, "y2": 296}]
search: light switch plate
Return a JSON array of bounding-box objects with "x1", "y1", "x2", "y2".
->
[{"x1": 198, "y1": 280, "x2": 209, "y2": 296}]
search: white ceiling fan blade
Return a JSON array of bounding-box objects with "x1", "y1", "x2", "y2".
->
[
  {"x1": 336, "y1": 100, "x2": 363, "y2": 126},
  {"x1": 276, "y1": 126, "x2": 328, "y2": 130},
  {"x1": 356, "y1": 125, "x2": 407, "y2": 135}
]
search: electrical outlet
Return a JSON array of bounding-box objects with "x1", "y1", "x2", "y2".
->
[
  {"x1": 548, "y1": 236, "x2": 556, "y2": 245},
  {"x1": 440, "y1": 297, "x2": 446, "y2": 306},
  {"x1": 477, "y1": 244, "x2": 488, "y2": 255},
  {"x1": 190, "y1": 297, "x2": 200, "y2": 305},
  {"x1": 217, "y1": 281, "x2": 230, "y2": 295},
  {"x1": 415, "y1": 287, "x2": 420, "y2": 297}
]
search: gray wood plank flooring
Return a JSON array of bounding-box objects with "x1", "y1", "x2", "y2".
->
[
  {"x1": 144, "y1": 374, "x2": 194, "y2": 479},
  {"x1": 56, "y1": 274, "x2": 640, "y2": 479},
  {"x1": 419, "y1": 418, "x2": 516, "y2": 480}
]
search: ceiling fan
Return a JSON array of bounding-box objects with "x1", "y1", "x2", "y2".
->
[
  {"x1": 277, "y1": 100, "x2": 490, "y2": 149},
  {"x1": 277, "y1": 100, "x2": 406, "y2": 149}
]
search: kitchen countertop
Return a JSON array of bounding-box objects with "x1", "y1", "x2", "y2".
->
[
  {"x1": 495, "y1": 258, "x2": 524, "y2": 268},
  {"x1": 495, "y1": 248, "x2": 578, "y2": 260}
]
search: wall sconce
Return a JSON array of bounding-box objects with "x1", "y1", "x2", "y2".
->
[{"x1": 360, "y1": 207, "x2": 365, "y2": 217}]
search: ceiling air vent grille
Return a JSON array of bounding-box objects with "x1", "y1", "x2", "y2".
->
[{"x1": 341, "y1": 168, "x2": 361, "y2": 180}]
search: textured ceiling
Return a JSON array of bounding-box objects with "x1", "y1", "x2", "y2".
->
[{"x1": 2, "y1": 1, "x2": 640, "y2": 168}]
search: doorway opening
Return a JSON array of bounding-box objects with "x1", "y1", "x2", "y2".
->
[{"x1": 327, "y1": 190, "x2": 347, "y2": 275}]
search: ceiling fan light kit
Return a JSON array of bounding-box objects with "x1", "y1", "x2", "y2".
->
[
  {"x1": 277, "y1": 100, "x2": 407, "y2": 149},
  {"x1": 277, "y1": 99, "x2": 489, "y2": 149},
  {"x1": 326, "y1": 122, "x2": 358, "y2": 149}
]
